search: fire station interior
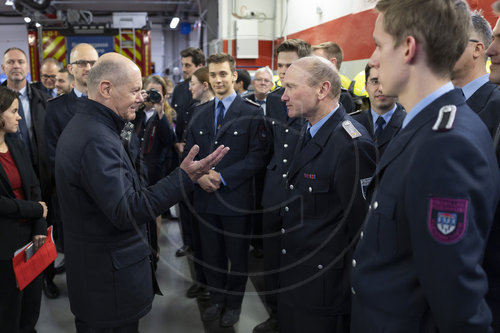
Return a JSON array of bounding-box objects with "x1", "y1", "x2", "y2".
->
[{"x1": 0, "y1": 0, "x2": 267, "y2": 332}]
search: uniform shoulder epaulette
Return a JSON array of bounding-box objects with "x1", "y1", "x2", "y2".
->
[
  {"x1": 432, "y1": 105, "x2": 457, "y2": 132},
  {"x1": 270, "y1": 86, "x2": 283, "y2": 95},
  {"x1": 348, "y1": 109, "x2": 364, "y2": 116},
  {"x1": 341, "y1": 120, "x2": 362, "y2": 139},
  {"x1": 244, "y1": 97, "x2": 260, "y2": 107}
]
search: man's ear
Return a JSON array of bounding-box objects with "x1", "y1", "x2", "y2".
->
[
  {"x1": 404, "y1": 36, "x2": 417, "y2": 64},
  {"x1": 99, "y1": 80, "x2": 112, "y2": 98},
  {"x1": 472, "y1": 42, "x2": 485, "y2": 60},
  {"x1": 317, "y1": 81, "x2": 332, "y2": 100}
]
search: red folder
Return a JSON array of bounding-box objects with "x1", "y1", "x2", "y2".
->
[{"x1": 12, "y1": 226, "x2": 58, "y2": 291}]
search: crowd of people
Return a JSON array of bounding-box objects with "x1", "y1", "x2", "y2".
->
[{"x1": 0, "y1": 0, "x2": 499, "y2": 332}]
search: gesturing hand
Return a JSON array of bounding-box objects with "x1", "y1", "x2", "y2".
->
[{"x1": 180, "y1": 145, "x2": 230, "y2": 182}]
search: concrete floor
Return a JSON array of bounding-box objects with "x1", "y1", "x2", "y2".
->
[{"x1": 36, "y1": 219, "x2": 269, "y2": 333}]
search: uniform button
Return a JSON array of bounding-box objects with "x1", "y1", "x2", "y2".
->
[
  {"x1": 199, "y1": 130, "x2": 203, "y2": 135},
  {"x1": 141, "y1": 138, "x2": 144, "y2": 141},
  {"x1": 284, "y1": 144, "x2": 288, "y2": 148},
  {"x1": 308, "y1": 187, "x2": 312, "y2": 193},
  {"x1": 317, "y1": 264, "x2": 323, "y2": 270},
  {"x1": 360, "y1": 231, "x2": 364, "y2": 239},
  {"x1": 284, "y1": 206, "x2": 289, "y2": 212},
  {"x1": 352, "y1": 259, "x2": 356, "y2": 267},
  {"x1": 282, "y1": 249, "x2": 287, "y2": 254},
  {"x1": 351, "y1": 287, "x2": 356, "y2": 295},
  {"x1": 281, "y1": 228, "x2": 285, "y2": 234},
  {"x1": 373, "y1": 201, "x2": 379, "y2": 209},
  {"x1": 289, "y1": 185, "x2": 294, "y2": 190},
  {"x1": 368, "y1": 204, "x2": 372, "y2": 210},
  {"x1": 214, "y1": 141, "x2": 218, "y2": 145},
  {"x1": 272, "y1": 121, "x2": 275, "y2": 125},
  {"x1": 285, "y1": 129, "x2": 289, "y2": 133},
  {"x1": 282, "y1": 173, "x2": 287, "y2": 178},
  {"x1": 186, "y1": 112, "x2": 189, "y2": 115},
  {"x1": 283, "y1": 159, "x2": 288, "y2": 163}
]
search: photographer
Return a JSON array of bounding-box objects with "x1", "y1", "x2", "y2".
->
[{"x1": 132, "y1": 75, "x2": 176, "y2": 263}]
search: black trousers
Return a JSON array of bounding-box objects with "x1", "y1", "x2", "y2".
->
[
  {"x1": 75, "y1": 318, "x2": 139, "y2": 333},
  {"x1": 261, "y1": 209, "x2": 283, "y2": 317},
  {"x1": 189, "y1": 210, "x2": 207, "y2": 286},
  {"x1": 198, "y1": 213, "x2": 252, "y2": 309},
  {"x1": 0, "y1": 260, "x2": 42, "y2": 333},
  {"x1": 178, "y1": 199, "x2": 193, "y2": 248}
]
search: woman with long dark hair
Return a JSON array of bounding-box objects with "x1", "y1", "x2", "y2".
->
[{"x1": 0, "y1": 86, "x2": 48, "y2": 332}]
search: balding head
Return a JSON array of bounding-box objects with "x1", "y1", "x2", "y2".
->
[
  {"x1": 87, "y1": 52, "x2": 144, "y2": 121},
  {"x1": 69, "y1": 43, "x2": 98, "y2": 63},
  {"x1": 281, "y1": 56, "x2": 341, "y2": 124}
]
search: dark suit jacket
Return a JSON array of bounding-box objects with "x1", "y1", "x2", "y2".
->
[
  {"x1": 56, "y1": 98, "x2": 194, "y2": 327},
  {"x1": 351, "y1": 89, "x2": 498, "y2": 332},
  {"x1": 172, "y1": 80, "x2": 195, "y2": 143},
  {"x1": 279, "y1": 106, "x2": 376, "y2": 331},
  {"x1": 45, "y1": 89, "x2": 79, "y2": 174},
  {"x1": 466, "y1": 81, "x2": 500, "y2": 165},
  {"x1": 261, "y1": 88, "x2": 306, "y2": 210},
  {"x1": 31, "y1": 81, "x2": 54, "y2": 101},
  {"x1": 351, "y1": 104, "x2": 406, "y2": 157},
  {"x1": 340, "y1": 89, "x2": 355, "y2": 114},
  {"x1": 185, "y1": 94, "x2": 269, "y2": 216},
  {"x1": 0, "y1": 137, "x2": 46, "y2": 260},
  {"x1": 133, "y1": 107, "x2": 176, "y2": 184}
]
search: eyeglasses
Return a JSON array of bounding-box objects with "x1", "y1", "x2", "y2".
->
[
  {"x1": 71, "y1": 60, "x2": 96, "y2": 68},
  {"x1": 41, "y1": 74, "x2": 56, "y2": 79},
  {"x1": 469, "y1": 39, "x2": 480, "y2": 43},
  {"x1": 254, "y1": 78, "x2": 272, "y2": 83}
]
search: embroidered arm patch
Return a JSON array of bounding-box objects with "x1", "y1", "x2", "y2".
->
[{"x1": 427, "y1": 197, "x2": 468, "y2": 244}]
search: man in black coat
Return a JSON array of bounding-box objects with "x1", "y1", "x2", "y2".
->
[
  {"x1": 350, "y1": 63, "x2": 405, "y2": 157},
  {"x1": 351, "y1": 1, "x2": 499, "y2": 331},
  {"x1": 171, "y1": 47, "x2": 205, "y2": 258},
  {"x1": 184, "y1": 53, "x2": 269, "y2": 328},
  {"x1": 43, "y1": 43, "x2": 99, "y2": 299},
  {"x1": 55, "y1": 52, "x2": 228, "y2": 332},
  {"x1": 277, "y1": 56, "x2": 376, "y2": 333},
  {"x1": 254, "y1": 39, "x2": 310, "y2": 333},
  {"x1": 31, "y1": 58, "x2": 61, "y2": 100}
]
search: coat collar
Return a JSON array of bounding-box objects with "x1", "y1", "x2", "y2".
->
[
  {"x1": 77, "y1": 98, "x2": 126, "y2": 135},
  {"x1": 466, "y1": 81, "x2": 498, "y2": 115},
  {"x1": 376, "y1": 103, "x2": 406, "y2": 147}
]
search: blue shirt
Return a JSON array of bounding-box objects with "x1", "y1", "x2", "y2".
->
[
  {"x1": 461, "y1": 73, "x2": 489, "y2": 100},
  {"x1": 213, "y1": 91, "x2": 237, "y2": 186},
  {"x1": 401, "y1": 82, "x2": 454, "y2": 129},
  {"x1": 73, "y1": 87, "x2": 86, "y2": 98},
  {"x1": 307, "y1": 104, "x2": 340, "y2": 138},
  {"x1": 370, "y1": 104, "x2": 397, "y2": 131},
  {"x1": 214, "y1": 92, "x2": 237, "y2": 132}
]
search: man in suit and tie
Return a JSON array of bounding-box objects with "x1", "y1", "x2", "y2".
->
[
  {"x1": 351, "y1": 63, "x2": 405, "y2": 157},
  {"x1": 184, "y1": 53, "x2": 268, "y2": 328},
  {"x1": 32, "y1": 58, "x2": 61, "y2": 99},
  {"x1": 254, "y1": 38, "x2": 310, "y2": 333},
  {"x1": 278, "y1": 55, "x2": 376, "y2": 333},
  {"x1": 469, "y1": 5, "x2": 500, "y2": 330},
  {"x1": 43, "y1": 43, "x2": 99, "y2": 299},
  {"x1": 453, "y1": 10, "x2": 500, "y2": 164},
  {"x1": 245, "y1": 66, "x2": 274, "y2": 114}
]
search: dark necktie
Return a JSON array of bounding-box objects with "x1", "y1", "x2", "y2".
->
[
  {"x1": 16, "y1": 93, "x2": 32, "y2": 155},
  {"x1": 216, "y1": 101, "x2": 225, "y2": 133},
  {"x1": 375, "y1": 116, "x2": 386, "y2": 139},
  {"x1": 257, "y1": 100, "x2": 265, "y2": 105},
  {"x1": 301, "y1": 127, "x2": 312, "y2": 150}
]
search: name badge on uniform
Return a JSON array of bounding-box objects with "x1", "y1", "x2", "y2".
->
[
  {"x1": 303, "y1": 173, "x2": 317, "y2": 179},
  {"x1": 428, "y1": 197, "x2": 468, "y2": 244}
]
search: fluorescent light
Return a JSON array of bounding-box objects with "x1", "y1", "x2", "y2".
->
[
  {"x1": 170, "y1": 17, "x2": 179, "y2": 29},
  {"x1": 35, "y1": 22, "x2": 41, "y2": 28},
  {"x1": 24, "y1": 17, "x2": 31, "y2": 23},
  {"x1": 5, "y1": 0, "x2": 13, "y2": 6}
]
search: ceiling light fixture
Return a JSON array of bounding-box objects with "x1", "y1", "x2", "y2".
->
[
  {"x1": 170, "y1": 17, "x2": 179, "y2": 29},
  {"x1": 24, "y1": 17, "x2": 31, "y2": 23},
  {"x1": 5, "y1": 0, "x2": 13, "y2": 6}
]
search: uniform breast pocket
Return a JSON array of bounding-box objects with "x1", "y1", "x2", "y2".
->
[
  {"x1": 371, "y1": 193, "x2": 398, "y2": 258},
  {"x1": 297, "y1": 179, "x2": 330, "y2": 219},
  {"x1": 194, "y1": 128, "x2": 211, "y2": 141},
  {"x1": 225, "y1": 128, "x2": 248, "y2": 152}
]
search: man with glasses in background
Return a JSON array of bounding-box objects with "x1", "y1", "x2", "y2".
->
[
  {"x1": 43, "y1": 43, "x2": 99, "y2": 299},
  {"x1": 32, "y1": 58, "x2": 61, "y2": 99}
]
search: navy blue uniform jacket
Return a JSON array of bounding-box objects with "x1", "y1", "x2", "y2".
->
[
  {"x1": 351, "y1": 89, "x2": 499, "y2": 332},
  {"x1": 261, "y1": 88, "x2": 306, "y2": 210},
  {"x1": 279, "y1": 106, "x2": 376, "y2": 317},
  {"x1": 184, "y1": 94, "x2": 269, "y2": 216},
  {"x1": 0, "y1": 137, "x2": 46, "y2": 260},
  {"x1": 172, "y1": 80, "x2": 195, "y2": 143},
  {"x1": 55, "y1": 98, "x2": 194, "y2": 327}
]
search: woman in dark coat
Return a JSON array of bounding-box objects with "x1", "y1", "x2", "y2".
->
[{"x1": 0, "y1": 86, "x2": 48, "y2": 333}]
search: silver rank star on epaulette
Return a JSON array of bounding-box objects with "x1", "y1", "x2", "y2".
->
[
  {"x1": 342, "y1": 120, "x2": 362, "y2": 138},
  {"x1": 244, "y1": 98, "x2": 260, "y2": 107},
  {"x1": 432, "y1": 105, "x2": 457, "y2": 132}
]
